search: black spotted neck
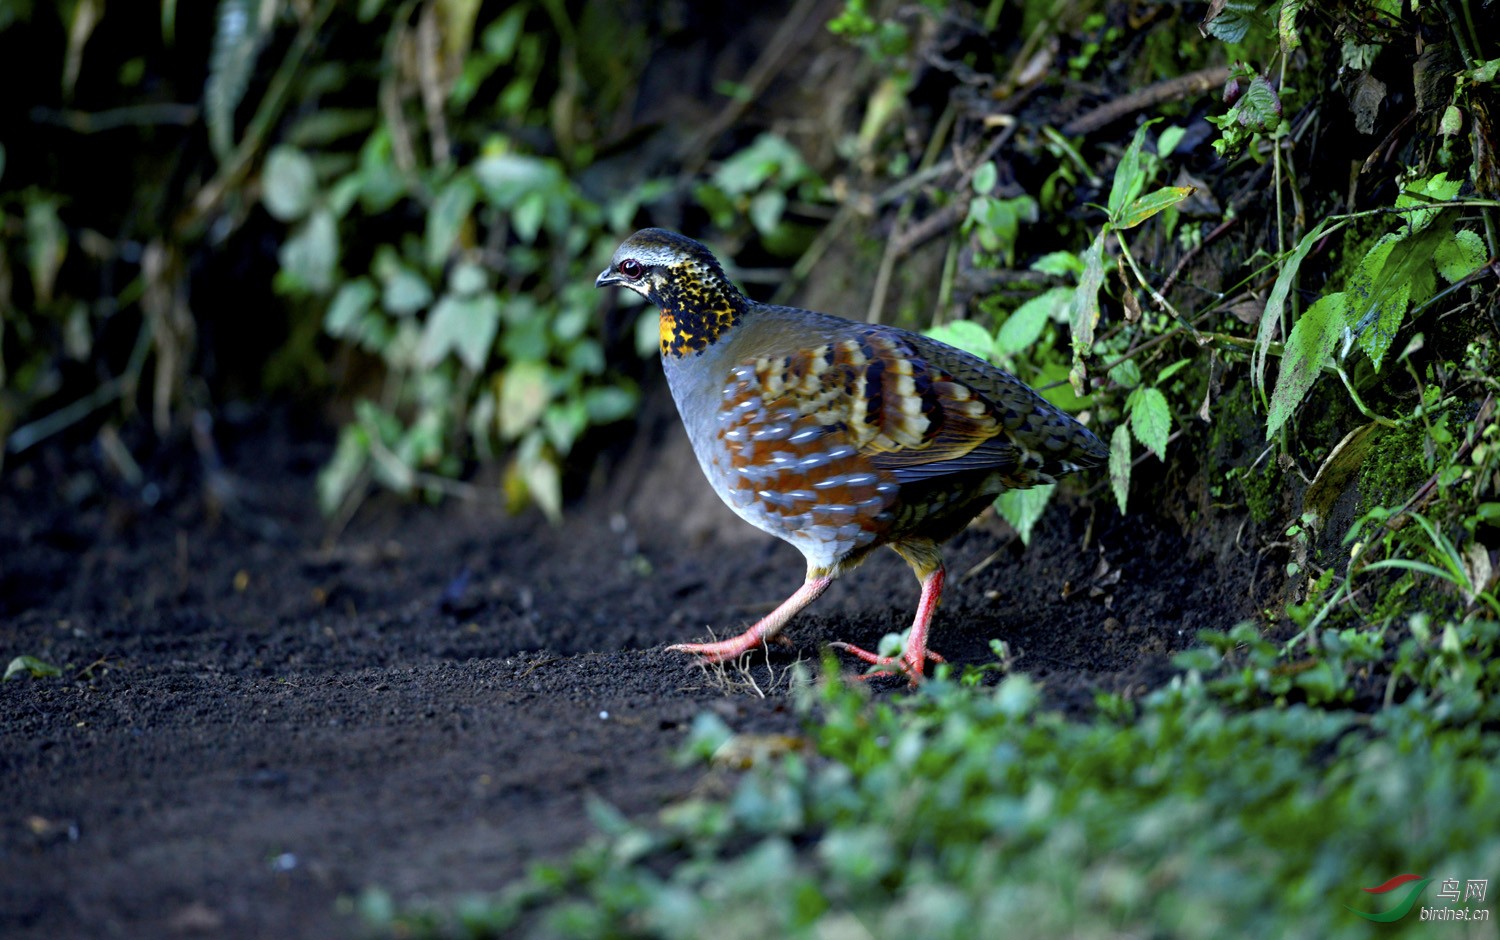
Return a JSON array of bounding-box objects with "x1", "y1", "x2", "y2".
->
[{"x1": 652, "y1": 258, "x2": 749, "y2": 358}]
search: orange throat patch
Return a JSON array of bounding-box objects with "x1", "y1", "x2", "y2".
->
[{"x1": 658, "y1": 309, "x2": 677, "y2": 356}]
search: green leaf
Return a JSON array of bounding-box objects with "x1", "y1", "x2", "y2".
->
[
  {"x1": 382, "y1": 267, "x2": 434, "y2": 315},
  {"x1": 1267, "y1": 291, "x2": 1345, "y2": 438},
  {"x1": 419, "y1": 293, "x2": 500, "y2": 371},
  {"x1": 1434, "y1": 229, "x2": 1486, "y2": 283},
  {"x1": 1439, "y1": 105, "x2": 1464, "y2": 137},
  {"x1": 512, "y1": 190, "x2": 546, "y2": 243},
  {"x1": 1107, "y1": 122, "x2": 1155, "y2": 220},
  {"x1": 1345, "y1": 225, "x2": 1443, "y2": 369},
  {"x1": 317, "y1": 422, "x2": 370, "y2": 514},
  {"x1": 262, "y1": 146, "x2": 318, "y2": 222},
  {"x1": 206, "y1": 0, "x2": 266, "y2": 161},
  {"x1": 1128, "y1": 387, "x2": 1171, "y2": 461},
  {"x1": 1397, "y1": 173, "x2": 1462, "y2": 233},
  {"x1": 1067, "y1": 230, "x2": 1107, "y2": 395},
  {"x1": 517, "y1": 432, "x2": 563, "y2": 523},
  {"x1": 500, "y1": 361, "x2": 553, "y2": 440},
  {"x1": 1156, "y1": 357, "x2": 1193, "y2": 385},
  {"x1": 5, "y1": 655, "x2": 62, "y2": 681},
  {"x1": 481, "y1": 5, "x2": 526, "y2": 60},
  {"x1": 1109, "y1": 358, "x2": 1142, "y2": 390},
  {"x1": 1277, "y1": 0, "x2": 1304, "y2": 53},
  {"x1": 1156, "y1": 126, "x2": 1186, "y2": 157},
  {"x1": 1031, "y1": 251, "x2": 1083, "y2": 277},
  {"x1": 1109, "y1": 423, "x2": 1132, "y2": 514},
  {"x1": 1255, "y1": 217, "x2": 1335, "y2": 399},
  {"x1": 448, "y1": 261, "x2": 488, "y2": 297},
  {"x1": 1117, "y1": 186, "x2": 1195, "y2": 230},
  {"x1": 712, "y1": 133, "x2": 809, "y2": 195},
  {"x1": 425, "y1": 175, "x2": 478, "y2": 270},
  {"x1": 1200, "y1": 0, "x2": 1263, "y2": 42},
  {"x1": 357, "y1": 131, "x2": 407, "y2": 214},
  {"x1": 996, "y1": 288, "x2": 1069, "y2": 356},
  {"x1": 24, "y1": 196, "x2": 66, "y2": 305},
  {"x1": 749, "y1": 189, "x2": 787, "y2": 235},
  {"x1": 474, "y1": 153, "x2": 564, "y2": 208},
  {"x1": 973, "y1": 161, "x2": 997, "y2": 194},
  {"x1": 994, "y1": 484, "x2": 1055, "y2": 546},
  {"x1": 1235, "y1": 74, "x2": 1282, "y2": 131},
  {"x1": 325, "y1": 278, "x2": 377, "y2": 337},
  {"x1": 925, "y1": 320, "x2": 994, "y2": 360},
  {"x1": 583, "y1": 385, "x2": 639, "y2": 425},
  {"x1": 276, "y1": 208, "x2": 339, "y2": 294}
]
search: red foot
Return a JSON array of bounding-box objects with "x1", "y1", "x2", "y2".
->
[
  {"x1": 667, "y1": 632, "x2": 778, "y2": 664},
  {"x1": 829, "y1": 641, "x2": 946, "y2": 684},
  {"x1": 667, "y1": 576, "x2": 833, "y2": 666}
]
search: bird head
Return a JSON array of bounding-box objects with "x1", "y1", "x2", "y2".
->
[{"x1": 596, "y1": 229, "x2": 748, "y2": 357}]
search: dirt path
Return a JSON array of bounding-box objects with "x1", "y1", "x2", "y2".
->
[{"x1": 1, "y1": 403, "x2": 1258, "y2": 938}]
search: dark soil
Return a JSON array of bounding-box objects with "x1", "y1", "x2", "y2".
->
[{"x1": 0, "y1": 388, "x2": 1263, "y2": 938}]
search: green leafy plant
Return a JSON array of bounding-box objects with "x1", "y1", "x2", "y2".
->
[
  {"x1": 1257, "y1": 172, "x2": 1490, "y2": 440},
  {"x1": 694, "y1": 133, "x2": 827, "y2": 253},
  {"x1": 363, "y1": 655, "x2": 1500, "y2": 939}
]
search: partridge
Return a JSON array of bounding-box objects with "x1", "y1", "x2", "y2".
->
[{"x1": 596, "y1": 228, "x2": 1105, "y2": 681}]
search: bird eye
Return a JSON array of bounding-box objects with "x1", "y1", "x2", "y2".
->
[{"x1": 619, "y1": 259, "x2": 644, "y2": 279}]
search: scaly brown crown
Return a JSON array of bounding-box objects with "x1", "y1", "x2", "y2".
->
[{"x1": 595, "y1": 229, "x2": 749, "y2": 358}]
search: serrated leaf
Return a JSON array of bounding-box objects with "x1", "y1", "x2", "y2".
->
[
  {"x1": 1200, "y1": 0, "x2": 1262, "y2": 42},
  {"x1": 262, "y1": 146, "x2": 317, "y2": 222},
  {"x1": 1118, "y1": 186, "x2": 1195, "y2": 230},
  {"x1": 419, "y1": 293, "x2": 500, "y2": 371},
  {"x1": 1129, "y1": 387, "x2": 1171, "y2": 461},
  {"x1": 996, "y1": 288, "x2": 1069, "y2": 356},
  {"x1": 1434, "y1": 229, "x2": 1486, "y2": 283},
  {"x1": 1068, "y1": 230, "x2": 1107, "y2": 395},
  {"x1": 425, "y1": 175, "x2": 478, "y2": 270},
  {"x1": 1398, "y1": 173, "x2": 1463, "y2": 233},
  {"x1": 1267, "y1": 291, "x2": 1345, "y2": 438},
  {"x1": 1346, "y1": 225, "x2": 1442, "y2": 369},
  {"x1": 1109, "y1": 424, "x2": 1132, "y2": 514},
  {"x1": 925, "y1": 320, "x2": 994, "y2": 360},
  {"x1": 1277, "y1": 0, "x2": 1304, "y2": 52},
  {"x1": 1233, "y1": 75, "x2": 1282, "y2": 132},
  {"x1": 994, "y1": 484, "x2": 1055, "y2": 547},
  {"x1": 1255, "y1": 217, "x2": 1335, "y2": 399}
]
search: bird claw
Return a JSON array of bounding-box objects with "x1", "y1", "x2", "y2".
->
[{"x1": 829, "y1": 641, "x2": 945, "y2": 684}]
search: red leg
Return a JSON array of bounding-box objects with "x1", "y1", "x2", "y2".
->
[
  {"x1": 668, "y1": 575, "x2": 833, "y2": 663},
  {"x1": 831, "y1": 565, "x2": 946, "y2": 684}
]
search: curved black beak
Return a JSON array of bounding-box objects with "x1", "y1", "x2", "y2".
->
[{"x1": 594, "y1": 266, "x2": 619, "y2": 288}]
